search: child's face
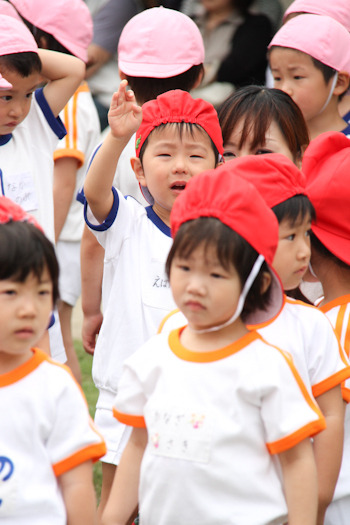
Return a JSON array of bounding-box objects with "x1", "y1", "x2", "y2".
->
[
  {"x1": 269, "y1": 47, "x2": 334, "y2": 123},
  {"x1": 223, "y1": 118, "x2": 296, "y2": 164},
  {"x1": 133, "y1": 125, "x2": 217, "y2": 224},
  {"x1": 272, "y1": 213, "x2": 311, "y2": 291},
  {"x1": 170, "y1": 243, "x2": 242, "y2": 332},
  {"x1": 0, "y1": 268, "x2": 53, "y2": 364},
  {"x1": 0, "y1": 69, "x2": 41, "y2": 135}
]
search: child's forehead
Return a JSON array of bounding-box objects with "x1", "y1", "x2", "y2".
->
[
  {"x1": 148, "y1": 122, "x2": 212, "y2": 145},
  {"x1": 269, "y1": 47, "x2": 315, "y2": 68}
]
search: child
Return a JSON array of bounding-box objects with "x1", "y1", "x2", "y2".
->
[
  {"x1": 282, "y1": 0, "x2": 350, "y2": 129},
  {"x1": 159, "y1": 153, "x2": 350, "y2": 525},
  {"x1": 80, "y1": 5, "x2": 205, "y2": 357},
  {"x1": 218, "y1": 84, "x2": 309, "y2": 168},
  {"x1": 102, "y1": 164, "x2": 325, "y2": 525},
  {"x1": 11, "y1": 0, "x2": 101, "y2": 383},
  {"x1": 303, "y1": 131, "x2": 350, "y2": 525},
  {"x1": 0, "y1": 196, "x2": 106, "y2": 524},
  {"x1": 0, "y1": 13, "x2": 85, "y2": 361},
  {"x1": 83, "y1": 82, "x2": 223, "y2": 518},
  {"x1": 268, "y1": 14, "x2": 350, "y2": 140}
]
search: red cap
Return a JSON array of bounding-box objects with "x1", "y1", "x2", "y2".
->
[
  {"x1": 302, "y1": 131, "x2": 350, "y2": 265},
  {"x1": 0, "y1": 196, "x2": 43, "y2": 230},
  {"x1": 135, "y1": 90, "x2": 223, "y2": 157},
  {"x1": 227, "y1": 153, "x2": 307, "y2": 208},
  {"x1": 170, "y1": 162, "x2": 284, "y2": 325}
]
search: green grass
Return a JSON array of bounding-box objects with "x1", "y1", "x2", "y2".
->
[{"x1": 75, "y1": 340, "x2": 102, "y2": 501}]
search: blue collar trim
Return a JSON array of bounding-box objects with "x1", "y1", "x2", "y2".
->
[
  {"x1": 146, "y1": 206, "x2": 171, "y2": 236},
  {"x1": 0, "y1": 133, "x2": 12, "y2": 145}
]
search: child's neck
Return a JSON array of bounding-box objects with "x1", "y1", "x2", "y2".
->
[
  {"x1": 180, "y1": 319, "x2": 249, "y2": 353},
  {"x1": 316, "y1": 264, "x2": 350, "y2": 306},
  {"x1": 152, "y1": 203, "x2": 171, "y2": 227},
  {"x1": 0, "y1": 348, "x2": 33, "y2": 376},
  {"x1": 307, "y1": 98, "x2": 347, "y2": 140}
]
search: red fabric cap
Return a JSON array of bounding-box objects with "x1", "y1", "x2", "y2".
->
[
  {"x1": 135, "y1": 90, "x2": 223, "y2": 158},
  {"x1": 171, "y1": 162, "x2": 279, "y2": 265},
  {"x1": 170, "y1": 162, "x2": 284, "y2": 325},
  {"x1": 302, "y1": 131, "x2": 350, "y2": 265},
  {"x1": 227, "y1": 153, "x2": 307, "y2": 208},
  {"x1": 0, "y1": 196, "x2": 43, "y2": 230}
]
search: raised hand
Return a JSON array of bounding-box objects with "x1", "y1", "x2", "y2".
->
[{"x1": 108, "y1": 80, "x2": 142, "y2": 140}]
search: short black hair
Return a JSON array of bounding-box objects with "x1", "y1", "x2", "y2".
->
[
  {"x1": 166, "y1": 217, "x2": 272, "y2": 321},
  {"x1": 0, "y1": 221, "x2": 59, "y2": 305},
  {"x1": 125, "y1": 64, "x2": 204, "y2": 105},
  {"x1": 0, "y1": 52, "x2": 41, "y2": 77},
  {"x1": 139, "y1": 122, "x2": 219, "y2": 164},
  {"x1": 310, "y1": 231, "x2": 349, "y2": 270},
  {"x1": 272, "y1": 195, "x2": 315, "y2": 225}
]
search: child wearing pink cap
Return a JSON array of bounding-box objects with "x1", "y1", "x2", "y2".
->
[
  {"x1": 102, "y1": 164, "x2": 325, "y2": 525},
  {"x1": 83, "y1": 81, "x2": 222, "y2": 519},
  {"x1": 281, "y1": 0, "x2": 350, "y2": 132},
  {"x1": 268, "y1": 14, "x2": 350, "y2": 140},
  {"x1": 0, "y1": 13, "x2": 85, "y2": 361},
  {"x1": 79, "y1": 6, "x2": 205, "y2": 371},
  {"x1": 10, "y1": 0, "x2": 101, "y2": 383},
  {"x1": 160, "y1": 153, "x2": 350, "y2": 525},
  {"x1": 303, "y1": 131, "x2": 350, "y2": 525},
  {"x1": 0, "y1": 196, "x2": 106, "y2": 525}
]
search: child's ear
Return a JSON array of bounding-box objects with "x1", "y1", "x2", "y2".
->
[
  {"x1": 261, "y1": 272, "x2": 272, "y2": 294},
  {"x1": 130, "y1": 157, "x2": 147, "y2": 186},
  {"x1": 334, "y1": 72, "x2": 350, "y2": 97}
]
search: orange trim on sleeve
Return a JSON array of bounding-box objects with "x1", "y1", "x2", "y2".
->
[
  {"x1": 113, "y1": 408, "x2": 146, "y2": 428},
  {"x1": 312, "y1": 367, "x2": 350, "y2": 398},
  {"x1": 157, "y1": 308, "x2": 180, "y2": 334},
  {"x1": 267, "y1": 417, "x2": 326, "y2": 455},
  {"x1": 53, "y1": 148, "x2": 84, "y2": 168},
  {"x1": 319, "y1": 295, "x2": 350, "y2": 314},
  {"x1": 53, "y1": 441, "x2": 107, "y2": 477}
]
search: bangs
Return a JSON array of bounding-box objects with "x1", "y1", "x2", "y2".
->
[{"x1": 272, "y1": 195, "x2": 315, "y2": 225}]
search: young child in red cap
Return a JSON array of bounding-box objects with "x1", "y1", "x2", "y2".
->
[
  {"x1": 303, "y1": 131, "x2": 350, "y2": 525},
  {"x1": 83, "y1": 81, "x2": 222, "y2": 518},
  {"x1": 159, "y1": 153, "x2": 350, "y2": 525},
  {"x1": 0, "y1": 196, "x2": 106, "y2": 525},
  {"x1": 103, "y1": 164, "x2": 325, "y2": 525},
  {"x1": 268, "y1": 14, "x2": 350, "y2": 140}
]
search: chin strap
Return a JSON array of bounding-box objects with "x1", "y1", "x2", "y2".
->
[
  {"x1": 317, "y1": 72, "x2": 338, "y2": 116},
  {"x1": 189, "y1": 254, "x2": 265, "y2": 334}
]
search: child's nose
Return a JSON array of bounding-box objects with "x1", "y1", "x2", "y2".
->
[
  {"x1": 172, "y1": 155, "x2": 188, "y2": 174},
  {"x1": 9, "y1": 101, "x2": 25, "y2": 119},
  {"x1": 298, "y1": 238, "x2": 311, "y2": 260},
  {"x1": 18, "y1": 297, "x2": 36, "y2": 317},
  {"x1": 279, "y1": 80, "x2": 293, "y2": 98}
]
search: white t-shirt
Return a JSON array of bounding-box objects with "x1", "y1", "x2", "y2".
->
[
  {"x1": 159, "y1": 296, "x2": 350, "y2": 399},
  {"x1": 114, "y1": 329, "x2": 326, "y2": 525},
  {"x1": 320, "y1": 296, "x2": 350, "y2": 504},
  {"x1": 0, "y1": 348, "x2": 106, "y2": 524},
  {"x1": 84, "y1": 189, "x2": 175, "y2": 396},
  {"x1": 0, "y1": 88, "x2": 66, "y2": 243},
  {"x1": 55, "y1": 82, "x2": 101, "y2": 242}
]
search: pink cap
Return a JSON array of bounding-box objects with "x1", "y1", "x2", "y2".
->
[
  {"x1": 0, "y1": 13, "x2": 37, "y2": 56},
  {"x1": 9, "y1": 0, "x2": 92, "y2": 62},
  {"x1": 118, "y1": 6, "x2": 204, "y2": 78},
  {"x1": 0, "y1": 0, "x2": 22, "y2": 21},
  {"x1": 283, "y1": 0, "x2": 350, "y2": 32},
  {"x1": 269, "y1": 14, "x2": 350, "y2": 74}
]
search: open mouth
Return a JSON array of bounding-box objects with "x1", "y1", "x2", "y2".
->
[{"x1": 171, "y1": 182, "x2": 187, "y2": 191}]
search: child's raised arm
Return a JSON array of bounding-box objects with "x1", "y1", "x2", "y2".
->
[
  {"x1": 84, "y1": 80, "x2": 142, "y2": 224},
  {"x1": 39, "y1": 49, "x2": 85, "y2": 118},
  {"x1": 279, "y1": 438, "x2": 318, "y2": 525}
]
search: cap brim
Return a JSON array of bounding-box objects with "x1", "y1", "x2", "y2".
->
[
  {"x1": 245, "y1": 267, "x2": 284, "y2": 326},
  {"x1": 312, "y1": 224, "x2": 350, "y2": 265},
  {"x1": 118, "y1": 60, "x2": 197, "y2": 79}
]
